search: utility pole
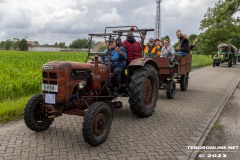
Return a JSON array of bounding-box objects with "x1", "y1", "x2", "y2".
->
[{"x1": 155, "y1": 0, "x2": 161, "y2": 39}]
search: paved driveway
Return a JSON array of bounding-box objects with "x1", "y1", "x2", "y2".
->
[{"x1": 0, "y1": 64, "x2": 240, "y2": 160}]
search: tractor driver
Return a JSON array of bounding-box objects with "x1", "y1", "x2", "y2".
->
[{"x1": 103, "y1": 38, "x2": 127, "y2": 93}]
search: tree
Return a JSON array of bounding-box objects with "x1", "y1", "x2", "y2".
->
[
  {"x1": 162, "y1": 35, "x2": 170, "y2": 41},
  {"x1": 34, "y1": 41, "x2": 39, "y2": 45},
  {"x1": 189, "y1": 34, "x2": 198, "y2": 42},
  {"x1": 5, "y1": 39, "x2": 11, "y2": 50},
  {"x1": 69, "y1": 38, "x2": 88, "y2": 49},
  {"x1": 0, "y1": 41, "x2": 6, "y2": 49},
  {"x1": 54, "y1": 42, "x2": 59, "y2": 47},
  {"x1": 13, "y1": 39, "x2": 20, "y2": 50},
  {"x1": 198, "y1": 0, "x2": 240, "y2": 55},
  {"x1": 19, "y1": 39, "x2": 28, "y2": 51},
  {"x1": 59, "y1": 42, "x2": 66, "y2": 49}
]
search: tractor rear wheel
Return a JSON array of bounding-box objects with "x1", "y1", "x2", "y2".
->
[
  {"x1": 24, "y1": 94, "x2": 53, "y2": 132},
  {"x1": 128, "y1": 65, "x2": 158, "y2": 117},
  {"x1": 180, "y1": 74, "x2": 188, "y2": 91},
  {"x1": 166, "y1": 80, "x2": 176, "y2": 99},
  {"x1": 82, "y1": 102, "x2": 112, "y2": 146}
]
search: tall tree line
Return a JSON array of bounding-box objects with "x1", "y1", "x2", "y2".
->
[{"x1": 197, "y1": 0, "x2": 240, "y2": 54}]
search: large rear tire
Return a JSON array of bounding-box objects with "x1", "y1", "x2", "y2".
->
[
  {"x1": 128, "y1": 65, "x2": 159, "y2": 117},
  {"x1": 24, "y1": 94, "x2": 53, "y2": 132},
  {"x1": 82, "y1": 102, "x2": 112, "y2": 146}
]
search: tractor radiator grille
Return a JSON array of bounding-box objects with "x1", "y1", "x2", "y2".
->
[{"x1": 42, "y1": 72, "x2": 57, "y2": 79}]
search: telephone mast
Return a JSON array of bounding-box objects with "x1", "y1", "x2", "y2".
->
[{"x1": 155, "y1": 0, "x2": 161, "y2": 39}]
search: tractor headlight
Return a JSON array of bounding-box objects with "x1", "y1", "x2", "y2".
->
[{"x1": 79, "y1": 81, "x2": 87, "y2": 89}]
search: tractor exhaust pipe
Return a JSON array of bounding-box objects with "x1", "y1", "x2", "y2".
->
[{"x1": 94, "y1": 56, "x2": 99, "y2": 75}]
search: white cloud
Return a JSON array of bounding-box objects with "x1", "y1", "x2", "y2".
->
[
  {"x1": 98, "y1": 8, "x2": 124, "y2": 25},
  {"x1": 0, "y1": 0, "x2": 219, "y2": 45}
]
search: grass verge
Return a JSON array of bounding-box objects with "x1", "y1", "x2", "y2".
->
[
  {"x1": 192, "y1": 55, "x2": 213, "y2": 69},
  {"x1": 0, "y1": 96, "x2": 30, "y2": 124}
]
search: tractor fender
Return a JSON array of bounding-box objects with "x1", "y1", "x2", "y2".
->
[{"x1": 127, "y1": 58, "x2": 159, "y2": 78}]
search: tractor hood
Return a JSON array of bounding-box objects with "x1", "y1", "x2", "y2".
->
[
  {"x1": 42, "y1": 61, "x2": 110, "y2": 80},
  {"x1": 42, "y1": 61, "x2": 92, "y2": 71}
]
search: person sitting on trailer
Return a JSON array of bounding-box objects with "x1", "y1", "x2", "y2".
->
[
  {"x1": 144, "y1": 38, "x2": 161, "y2": 57},
  {"x1": 161, "y1": 39, "x2": 175, "y2": 58},
  {"x1": 154, "y1": 39, "x2": 162, "y2": 56},
  {"x1": 175, "y1": 29, "x2": 190, "y2": 56}
]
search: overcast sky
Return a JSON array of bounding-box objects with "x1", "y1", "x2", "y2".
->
[{"x1": 0, "y1": 0, "x2": 219, "y2": 45}]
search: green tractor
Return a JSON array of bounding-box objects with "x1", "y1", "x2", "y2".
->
[{"x1": 213, "y1": 43, "x2": 238, "y2": 67}]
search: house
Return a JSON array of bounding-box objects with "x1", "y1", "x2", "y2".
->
[
  {"x1": 27, "y1": 41, "x2": 38, "y2": 47},
  {"x1": 93, "y1": 41, "x2": 107, "y2": 51}
]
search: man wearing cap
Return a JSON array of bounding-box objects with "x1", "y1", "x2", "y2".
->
[
  {"x1": 103, "y1": 38, "x2": 127, "y2": 93},
  {"x1": 144, "y1": 38, "x2": 161, "y2": 57},
  {"x1": 122, "y1": 32, "x2": 142, "y2": 64}
]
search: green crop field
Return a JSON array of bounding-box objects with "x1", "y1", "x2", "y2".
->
[{"x1": 0, "y1": 51, "x2": 212, "y2": 123}]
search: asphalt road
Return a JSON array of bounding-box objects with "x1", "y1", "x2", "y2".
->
[{"x1": 0, "y1": 63, "x2": 240, "y2": 160}]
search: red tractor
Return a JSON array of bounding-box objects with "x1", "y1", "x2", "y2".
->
[{"x1": 24, "y1": 26, "x2": 191, "y2": 146}]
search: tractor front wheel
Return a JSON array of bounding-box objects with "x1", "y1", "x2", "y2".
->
[
  {"x1": 24, "y1": 94, "x2": 53, "y2": 132},
  {"x1": 82, "y1": 102, "x2": 112, "y2": 146},
  {"x1": 128, "y1": 65, "x2": 158, "y2": 117}
]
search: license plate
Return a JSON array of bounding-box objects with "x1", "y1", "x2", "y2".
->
[
  {"x1": 42, "y1": 84, "x2": 58, "y2": 92},
  {"x1": 45, "y1": 93, "x2": 56, "y2": 104}
]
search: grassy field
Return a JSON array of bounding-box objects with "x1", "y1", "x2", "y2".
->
[{"x1": 0, "y1": 51, "x2": 212, "y2": 123}]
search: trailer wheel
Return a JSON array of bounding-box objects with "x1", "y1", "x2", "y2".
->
[
  {"x1": 128, "y1": 65, "x2": 158, "y2": 117},
  {"x1": 24, "y1": 94, "x2": 53, "y2": 132},
  {"x1": 82, "y1": 102, "x2": 112, "y2": 146},
  {"x1": 180, "y1": 74, "x2": 188, "y2": 91},
  {"x1": 166, "y1": 80, "x2": 176, "y2": 99}
]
